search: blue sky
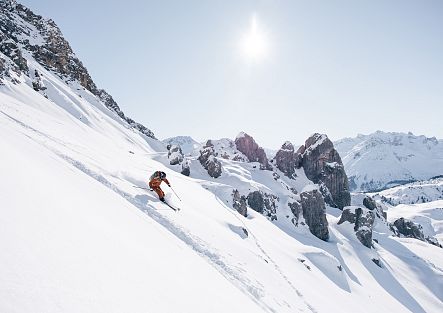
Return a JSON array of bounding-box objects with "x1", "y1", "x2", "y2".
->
[{"x1": 21, "y1": 0, "x2": 443, "y2": 148}]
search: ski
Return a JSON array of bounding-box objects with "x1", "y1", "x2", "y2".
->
[
  {"x1": 133, "y1": 185, "x2": 179, "y2": 211},
  {"x1": 162, "y1": 201, "x2": 180, "y2": 212}
]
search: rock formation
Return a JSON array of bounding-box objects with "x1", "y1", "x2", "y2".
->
[
  {"x1": 247, "y1": 191, "x2": 278, "y2": 221},
  {"x1": 338, "y1": 207, "x2": 375, "y2": 248},
  {"x1": 392, "y1": 218, "x2": 441, "y2": 247},
  {"x1": 232, "y1": 189, "x2": 247, "y2": 216},
  {"x1": 198, "y1": 140, "x2": 222, "y2": 178},
  {"x1": 0, "y1": 0, "x2": 155, "y2": 138},
  {"x1": 167, "y1": 144, "x2": 184, "y2": 165},
  {"x1": 300, "y1": 190, "x2": 329, "y2": 241},
  {"x1": 235, "y1": 132, "x2": 272, "y2": 170},
  {"x1": 301, "y1": 133, "x2": 351, "y2": 209},
  {"x1": 273, "y1": 141, "x2": 302, "y2": 179}
]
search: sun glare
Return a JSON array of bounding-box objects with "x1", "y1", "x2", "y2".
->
[{"x1": 241, "y1": 14, "x2": 268, "y2": 62}]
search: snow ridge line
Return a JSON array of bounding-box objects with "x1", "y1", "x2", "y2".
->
[
  {"x1": 213, "y1": 191, "x2": 318, "y2": 313},
  {"x1": 0, "y1": 112, "x2": 275, "y2": 313}
]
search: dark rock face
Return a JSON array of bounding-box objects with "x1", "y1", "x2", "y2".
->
[
  {"x1": 372, "y1": 258, "x2": 383, "y2": 268},
  {"x1": 31, "y1": 69, "x2": 46, "y2": 92},
  {"x1": 247, "y1": 191, "x2": 264, "y2": 212},
  {"x1": 393, "y1": 218, "x2": 424, "y2": 240},
  {"x1": 391, "y1": 217, "x2": 441, "y2": 247},
  {"x1": 235, "y1": 132, "x2": 272, "y2": 170},
  {"x1": 273, "y1": 141, "x2": 302, "y2": 179},
  {"x1": 288, "y1": 200, "x2": 302, "y2": 226},
  {"x1": 167, "y1": 144, "x2": 184, "y2": 165},
  {"x1": 363, "y1": 196, "x2": 377, "y2": 211},
  {"x1": 301, "y1": 133, "x2": 351, "y2": 209},
  {"x1": 338, "y1": 207, "x2": 375, "y2": 248},
  {"x1": 232, "y1": 189, "x2": 247, "y2": 217},
  {"x1": 247, "y1": 191, "x2": 278, "y2": 221},
  {"x1": 0, "y1": 0, "x2": 155, "y2": 139},
  {"x1": 0, "y1": 35, "x2": 28, "y2": 73},
  {"x1": 198, "y1": 140, "x2": 222, "y2": 178},
  {"x1": 181, "y1": 160, "x2": 190, "y2": 176},
  {"x1": 300, "y1": 190, "x2": 329, "y2": 241}
]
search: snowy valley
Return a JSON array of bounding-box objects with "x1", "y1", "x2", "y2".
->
[{"x1": 1, "y1": 1, "x2": 443, "y2": 313}]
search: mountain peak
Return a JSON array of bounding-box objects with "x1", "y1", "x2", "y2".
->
[
  {"x1": 335, "y1": 131, "x2": 443, "y2": 191},
  {"x1": 0, "y1": 1, "x2": 155, "y2": 138}
]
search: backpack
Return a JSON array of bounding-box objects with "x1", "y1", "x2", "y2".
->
[{"x1": 150, "y1": 171, "x2": 165, "y2": 181}]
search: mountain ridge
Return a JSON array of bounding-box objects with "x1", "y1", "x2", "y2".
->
[
  {"x1": 0, "y1": 0, "x2": 156, "y2": 139},
  {"x1": 335, "y1": 130, "x2": 443, "y2": 192}
]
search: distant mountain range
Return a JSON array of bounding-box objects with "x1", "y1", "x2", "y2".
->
[{"x1": 334, "y1": 131, "x2": 443, "y2": 192}]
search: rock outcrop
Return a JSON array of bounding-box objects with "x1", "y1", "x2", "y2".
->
[
  {"x1": 273, "y1": 141, "x2": 302, "y2": 179},
  {"x1": 300, "y1": 190, "x2": 329, "y2": 241},
  {"x1": 288, "y1": 200, "x2": 302, "y2": 226},
  {"x1": 235, "y1": 132, "x2": 272, "y2": 170},
  {"x1": 198, "y1": 140, "x2": 222, "y2": 178},
  {"x1": 181, "y1": 160, "x2": 190, "y2": 176},
  {"x1": 338, "y1": 207, "x2": 375, "y2": 248},
  {"x1": 392, "y1": 218, "x2": 441, "y2": 247},
  {"x1": 362, "y1": 196, "x2": 377, "y2": 211},
  {"x1": 167, "y1": 144, "x2": 184, "y2": 165},
  {"x1": 232, "y1": 189, "x2": 247, "y2": 216},
  {"x1": 301, "y1": 133, "x2": 351, "y2": 209},
  {"x1": 0, "y1": 0, "x2": 155, "y2": 138},
  {"x1": 247, "y1": 191, "x2": 278, "y2": 221}
]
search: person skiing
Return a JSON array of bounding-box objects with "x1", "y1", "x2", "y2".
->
[{"x1": 149, "y1": 171, "x2": 170, "y2": 202}]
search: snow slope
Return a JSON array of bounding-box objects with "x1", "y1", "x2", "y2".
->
[
  {"x1": 2, "y1": 71, "x2": 443, "y2": 312},
  {"x1": 1, "y1": 2, "x2": 443, "y2": 312},
  {"x1": 335, "y1": 131, "x2": 443, "y2": 192},
  {"x1": 382, "y1": 200, "x2": 443, "y2": 247},
  {"x1": 369, "y1": 178, "x2": 443, "y2": 247},
  {"x1": 371, "y1": 178, "x2": 443, "y2": 206}
]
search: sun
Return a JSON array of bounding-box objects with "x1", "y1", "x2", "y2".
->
[{"x1": 240, "y1": 14, "x2": 268, "y2": 62}]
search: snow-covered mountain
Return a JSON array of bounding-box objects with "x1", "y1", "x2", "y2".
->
[
  {"x1": 1, "y1": 1, "x2": 443, "y2": 313},
  {"x1": 335, "y1": 131, "x2": 443, "y2": 192}
]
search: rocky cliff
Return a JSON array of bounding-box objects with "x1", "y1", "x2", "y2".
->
[
  {"x1": 300, "y1": 133, "x2": 351, "y2": 209},
  {"x1": 0, "y1": 0, "x2": 155, "y2": 138}
]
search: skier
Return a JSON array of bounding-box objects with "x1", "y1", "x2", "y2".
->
[{"x1": 149, "y1": 171, "x2": 170, "y2": 202}]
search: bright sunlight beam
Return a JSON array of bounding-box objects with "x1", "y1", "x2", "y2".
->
[{"x1": 240, "y1": 13, "x2": 268, "y2": 62}]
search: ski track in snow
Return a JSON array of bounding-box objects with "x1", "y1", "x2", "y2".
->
[
  {"x1": 2, "y1": 111, "x2": 318, "y2": 313},
  {"x1": 213, "y1": 191, "x2": 318, "y2": 313}
]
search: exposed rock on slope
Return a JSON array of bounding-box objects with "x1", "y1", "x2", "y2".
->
[
  {"x1": 167, "y1": 144, "x2": 184, "y2": 165},
  {"x1": 247, "y1": 191, "x2": 278, "y2": 221},
  {"x1": 338, "y1": 207, "x2": 375, "y2": 248},
  {"x1": 273, "y1": 141, "x2": 302, "y2": 179},
  {"x1": 392, "y1": 217, "x2": 441, "y2": 247},
  {"x1": 300, "y1": 190, "x2": 329, "y2": 241},
  {"x1": 235, "y1": 132, "x2": 272, "y2": 170},
  {"x1": 301, "y1": 133, "x2": 351, "y2": 209},
  {"x1": 198, "y1": 140, "x2": 222, "y2": 178},
  {"x1": 232, "y1": 189, "x2": 248, "y2": 217},
  {"x1": 0, "y1": 0, "x2": 155, "y2": 138}
]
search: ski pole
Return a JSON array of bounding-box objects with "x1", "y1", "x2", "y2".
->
[{"x1": 169, "y1": 186, "x2": 182, "y2": 201}]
